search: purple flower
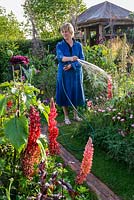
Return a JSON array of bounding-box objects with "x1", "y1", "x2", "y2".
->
[{"x1": 10, "y1": 55, "x2": 29, "y2": 65}]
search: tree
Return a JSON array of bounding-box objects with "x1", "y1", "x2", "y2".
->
[
  {"x1": 23, "y1": 0, "x2": 86, "y2": 39},
  {"x1": 0, "y1": 7, "x2": 25, "y2": 41}
]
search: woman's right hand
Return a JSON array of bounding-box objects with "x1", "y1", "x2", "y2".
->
[{"x1": 63, "y1": 64, "x2": 72, "y2": 71}]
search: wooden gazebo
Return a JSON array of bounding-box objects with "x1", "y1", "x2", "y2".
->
[{"x1": 76, "y1": 1, "x2": 134, "y2": 45}]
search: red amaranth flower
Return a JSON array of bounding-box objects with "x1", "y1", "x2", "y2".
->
[
  {"x1": 7, "y1": 100, "x2": 13, "y2": 109},
  {"x1": 21, "y1": 106, "x2": 41, "y2": 179},
  {"x1": 48, "y1": 98, "x2": 60, "y2": 155},
  {"x1": 10, "y1": 55, "x2": 29, "y2": 65},
  {"x1": 22, "y1": 143, "x2": 41, "y2": 179},
  {"x1": 107, "y1": 75, "x2": 113, "y2": 99},
  {"x1": 76, "y1": 137, "x2": 94, "y2": 184}
]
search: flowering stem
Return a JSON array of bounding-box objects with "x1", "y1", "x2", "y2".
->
[
  {"x1": 12, "y1": 149, "x2": 16, "y2": 176},
  {"x1": 19, "y1": 64, "x2": 23, "y2": 82}
]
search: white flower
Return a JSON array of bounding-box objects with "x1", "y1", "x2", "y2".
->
[
  {"x1": 130, "y1": 114, "x2": 133, "y2": 119},
  {"x1": 131, "y1": 124, "x2": 134, "y2": 128},
  {"x1": 21, "y1": 92, "x2": 27, "y2": 103},
  {"x1": 11, "y1": 87, "x2": 17, "y2": 94}
]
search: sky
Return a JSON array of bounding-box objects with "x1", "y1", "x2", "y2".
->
[{"x1": 0, "y1": 0, "x2": 134, "y2": 23}]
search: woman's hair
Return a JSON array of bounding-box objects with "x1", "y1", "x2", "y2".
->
[{"x1": 60, "y1": 22, "x2": 74, "y2": 37}]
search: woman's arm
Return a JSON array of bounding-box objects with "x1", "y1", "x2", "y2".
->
[
  {"x1": 56, "y1": 42, "x2": 78, "y2": 63},
  {"x1": 62, "y1": 56, "x2": 78, "y2": 62}
]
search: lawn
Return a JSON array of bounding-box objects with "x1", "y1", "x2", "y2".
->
[{"x1": 57, "y1": 121, "x2": 134, "y2": 200}]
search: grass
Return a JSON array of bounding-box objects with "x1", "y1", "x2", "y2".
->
[{"x1": 57, "y1": 120, "x2": 134, "y2": 200}]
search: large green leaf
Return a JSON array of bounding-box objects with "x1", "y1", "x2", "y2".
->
[{"x1": 4, "y1": 116, "x2": 28, "y2": 151}]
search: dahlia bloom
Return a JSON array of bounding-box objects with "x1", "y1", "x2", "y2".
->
[
  {"x1": 76, "y1": 137, "x2": 94, "y2": 184},
  {"x1": 10, "y1": 55, "x2": 29, "y2": 65},
  {"x1": 107, "y1": 75, "x2": 113, "y2": 99},
  {"x1": 48, "y1": 98, "x2": 60, "y2": 155},
  {"x1": 21, "y1": 106, "x2": 41, "y2": 179}
]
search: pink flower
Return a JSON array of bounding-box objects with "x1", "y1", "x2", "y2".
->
[
  {"x1": 48, "y1": 98, "x2": 60, "y2": 155},
  {"x1": 21, "y1": 76, "x2": 25, "y2": 81},
  {"x1": 76, "y1": 137, "x2": 94, "y2": 184},
  {"x1": 107, "y1": 75, "x2": 113, "y2": 99},
  {"x1": 87, "y1": 100, "x2": 92, "y2": 107}
]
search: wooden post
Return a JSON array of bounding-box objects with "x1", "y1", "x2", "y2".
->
[
  {"x1": 84, "y1": 28, "x2": 87, "y2": 45},
  {"x1": 99, "y1": 24, "x2": 103, "y2": 42}
]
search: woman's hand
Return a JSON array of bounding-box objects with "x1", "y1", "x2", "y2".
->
[
  {"x1": 63, "y1": 64, "x2": 72, "y2": 71},
  {"x1": 71, "y1": 56, "x2": 78, "y2": 61}
]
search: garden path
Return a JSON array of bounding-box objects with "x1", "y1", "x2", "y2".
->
[{"x1": 43, "y1": 124, "x2": 122, "y2": 200}]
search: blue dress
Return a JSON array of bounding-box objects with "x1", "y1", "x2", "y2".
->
[{"x1": 56, "y1": 39, "x2": 85, "y2": 107}]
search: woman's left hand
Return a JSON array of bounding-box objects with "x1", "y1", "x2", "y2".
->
[{"x1": 63, "y1": 64, "x2": 72, "y2": 71}]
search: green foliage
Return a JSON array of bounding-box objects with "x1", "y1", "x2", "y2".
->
[
  {"x1": 0, "y1": 145, "x2": 98, "y2": 200},
  {"x1": 83, "y1": 44, "x2": 115, "y2": 100},
  {"x1": 0, "y1": 7, "x2": 25, "y2": 41},
  {"x1": 23, "y1": 0, "x2": 86, "y2": 38},
  {"x1": 84, "y1": 44, "x2": 116, "y2": 73},
  {"x1": 83, "y1": 70, "x2": 107, "y2": 101},
  {"x1": 0, "y1": 65, "x2": 50, "y2": 151},
  {"x1": 0, "y1": 55, "x2": 51, "y2": 199},
  {"x1": 5, "y1": 178, "x2": 14, "y2": 200},
  {"x1": 80, "y1": 90, "x2": 134, "y2": 168},
  {"x1": 0, "y1": 38, "x2": 60, "y2": 84},
  {"x1": 4, "y1": 116, "x2": 28, "y2": 152},
  {"x1": 0, "y1": 94, "x2": 7, "y2": 116},
  {"x1": 32, "y1": 53, "x2": 57, "y2": 100},
  {"x1": 57, "y1": 119, "x2": 134, "y2": 200}
]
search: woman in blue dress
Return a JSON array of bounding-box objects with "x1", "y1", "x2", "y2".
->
[{"x1": 56, "y1": 22, "x2": 85, "y2": 125}]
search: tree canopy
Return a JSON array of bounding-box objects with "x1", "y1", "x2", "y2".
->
[
  {"x1": 0, "y1": 7, "x2": 25, "y2": 41},
  {"x1": 23, "y1": 0, "x2": 87, "y2": 39}
]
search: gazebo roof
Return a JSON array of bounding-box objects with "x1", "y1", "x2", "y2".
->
[{"x1": 77, "y1": 1, "x2": 133, "y2": 26}]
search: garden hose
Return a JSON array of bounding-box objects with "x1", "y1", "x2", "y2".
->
[{"x1": 58, "y1": 63, "x2": 95, "y2": 152}]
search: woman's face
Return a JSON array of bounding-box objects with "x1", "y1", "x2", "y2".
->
[{"x1": 61, "y1": 29, "x2": 72, "y2": 40}]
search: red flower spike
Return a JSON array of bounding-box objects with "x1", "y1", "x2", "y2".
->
[
  {"x1": 76, "y1": 137, "x2": 94, "y2": 184},
  {"x1": 48, "y1": 98, "x2": 60, "y2": 155},
  {"x1": 22, "y1": 143, "x2": 41, "y2": 179},
  {"x1": 21, "y1": 106, "x2": 41, "y2": 179},
  {"x1": 107, "y1": 75, "x2": 113, "y2": 99}
]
